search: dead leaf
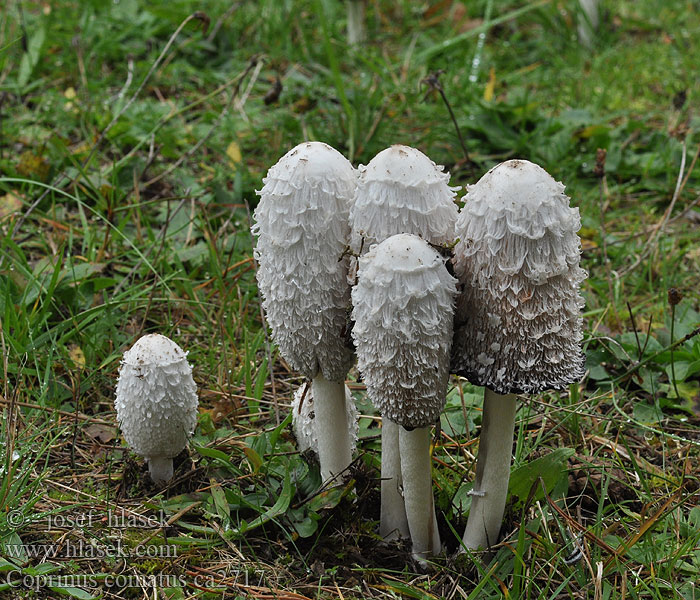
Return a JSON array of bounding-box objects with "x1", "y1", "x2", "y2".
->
[
  {"x1": 423, "y1": 0, "x2": 453, "y2": 23},
  {"x1": 0, "y1": 192, "x2": 23, "y2": 220},
  {"x1": 199, "y1": 399, "x2": 238, "y2": 425},
  {"x1": 84, "y1": 423, "x2": 117, "y2": 444},
  {"x1": 17, "y1": 151, "x2": 50, "y2": 180},
  {"x1": 226, "y1": 141, "x2": 242, "y2": 171},
  {"x1": 483, "y1": 67, "x2": 496, "y2": 102},
  {"x1": 68, "y1": 345, "x2": 86, "y2": 369}
]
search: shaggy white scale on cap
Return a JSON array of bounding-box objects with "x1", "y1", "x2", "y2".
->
[
  {"x1": 451, "y1": 159, "x2": 587, "y2": 395},
  {"x1": 115, "y1": 334, "x2": 198, "y2": 484},
  {"x1": 352, "y1": 233, "x2": 458, "y2": 429},
  {"x1": 252, "y1": 141, "x2": 357, "y2": 382},
  {"x1": 291, "y1": 384, "x2": 359, "y2": 456},
  {"x1": 349, "y1": 145, "x2": 459, "y2": 256}
]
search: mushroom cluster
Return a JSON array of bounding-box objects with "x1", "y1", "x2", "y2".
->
[{"x1": 252, "y1": 142, "x2": 587, "y2": 565}]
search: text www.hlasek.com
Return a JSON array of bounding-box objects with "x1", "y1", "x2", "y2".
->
[{"x1": 4, "y1": 539, "x2": 177, "y2": 559}]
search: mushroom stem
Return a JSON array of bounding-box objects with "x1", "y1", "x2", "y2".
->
[
  {"x1": 462, "y1": 389, "x2": 517, "y2": 551},
  {"x1": 312, "y1": 374, "x2": 353, "y2": 482},
  {"x1": 148, "y1": 457, "x2": 174, "y2": 485},
  {"x1": 347, "y1": 0, "x2": 366, "y2": 45},
  {"x1": 380, "y1": 417, "x2": 410, "y2": 541},
  {"x1": 399, "y1": 426, "x2": 441, "y2": 562}
]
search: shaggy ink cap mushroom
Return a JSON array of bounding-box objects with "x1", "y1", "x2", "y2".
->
[
  {"x1": 352, "y1": 233, "x2": 458, "y2": 429},
  {"x1": 252, "y1": 141, "x2": 357, "y2": 383},
  {"x1": 352, "y1": 233, "x2": 458, "y2": 561},
  {"x1": 115, "y1": 334, "x2": 198, "y2": 484},
  {"x1": 349, "y1": 145, "x2": 459, "y2": 257},
  {"x1": 253, "y1": 141, "x2": 359, "y2": 483},
  {"x1": 451, "y1": 159, "x2": 587, "y2": 394},
  {"x1": 451, "y1": 159, "x2": 587, "y2": 552}
]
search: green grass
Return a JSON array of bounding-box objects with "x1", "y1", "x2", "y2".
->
[{"x1": 0, "y1": 0, "x2": 699, "y2": 598}]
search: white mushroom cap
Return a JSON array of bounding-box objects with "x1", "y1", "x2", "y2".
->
[
  {"x1": 349, "y1": 145, "x2": 459, "y2": 256},
  {"x1": 352, "y1": 233, "x2": 458, "y2": 429},
  {"x1": 252, "y1": 141, "x2": 358, "y2": 382},
  {"x1": 291, "y1": 384, "x2": 359, "y2": 456},
  {"x1": 451, "y1": 159, "x2": 587, "y2": 394},
  {"x1": 115, "y1": 334, "x2": 198, "y2": 460}
]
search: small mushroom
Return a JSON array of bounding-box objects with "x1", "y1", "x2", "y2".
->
[
  {"x1": 115, "y1": 334, "x2": 198, "y2": 485},
  {"x1": 451, "y1": 159, "x2": 586, "y2": 551},
  {"x1": 291, "y1": 383, "x2": 359, "y2": 459},
  {"x1": 352, "y1": 233, "x2": 458, "y2": 562},
  {"x1": 252, "y1": 141, "x2": 358, "y2": 483}
]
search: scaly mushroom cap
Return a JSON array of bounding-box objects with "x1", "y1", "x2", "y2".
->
[
  {"x1": 291, "y1": 384, "x2": 359, "y2": 455},
  {"x1": 451, "y1": 159, "x2": 587, "y2": 394},
  {"x1": 352, "y1": 234, "x2": 458, "y2": 429},
  {"x1": 349, "y1": 145, "x2": 459, "y2": 255},
  {"x1": 252, "y1": 141, "x2": 357, "y2": 382},
  {"x1": 115, "y1": 334, "x2": 198, "y2": 459}
]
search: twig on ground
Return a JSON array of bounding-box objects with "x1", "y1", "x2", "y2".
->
[{"x1": 234, "y1": 57, "x2": 265, "y2": 123}]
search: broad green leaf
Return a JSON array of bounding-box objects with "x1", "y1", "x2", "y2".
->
[
  {"x1": 18, "y1": 25, "x2": 46, "y2": 89},
  {"x1": 379, "y1": 578, "x2": 439, "y2": 600},
  {"x1": 193, "y1": 445, "x2": 231, "y2": 464},
  {"x1": 209, "y1": 480, "x2": 230, "y2": 522},
  {"x1": 23, "y1": 562, "x2": 59, "y2": 575},
  {"x1": 307, "y1": 482, "x2": 350, "y2": 512},
  {"x1": 243, "y1": 447, "x2": 263, "y2": 474},
  {"x1": 234, "y1": 471, "x2": 292, "y2": 536},
  {"x1": 509, "y1": 448, "x2": 575, "y2": 505},
  {"x1": 632, "y1": 402, "x2": 663, "y2": 425},
  {"x1": 49, "y1": 586, "x2": 101, "y2": 599},
  {"x1": 665, "y1": 360, "x2": 700, "y2": 383},
  {"x1": 291, "y1": 514, "x2": 318, "y2": 538},
  {"x1": 0, "y1": 558, "x2": 18, "y2": 572},
  {"x1": 1, "y1": 532, "x2": 28, "y2": 565}
]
